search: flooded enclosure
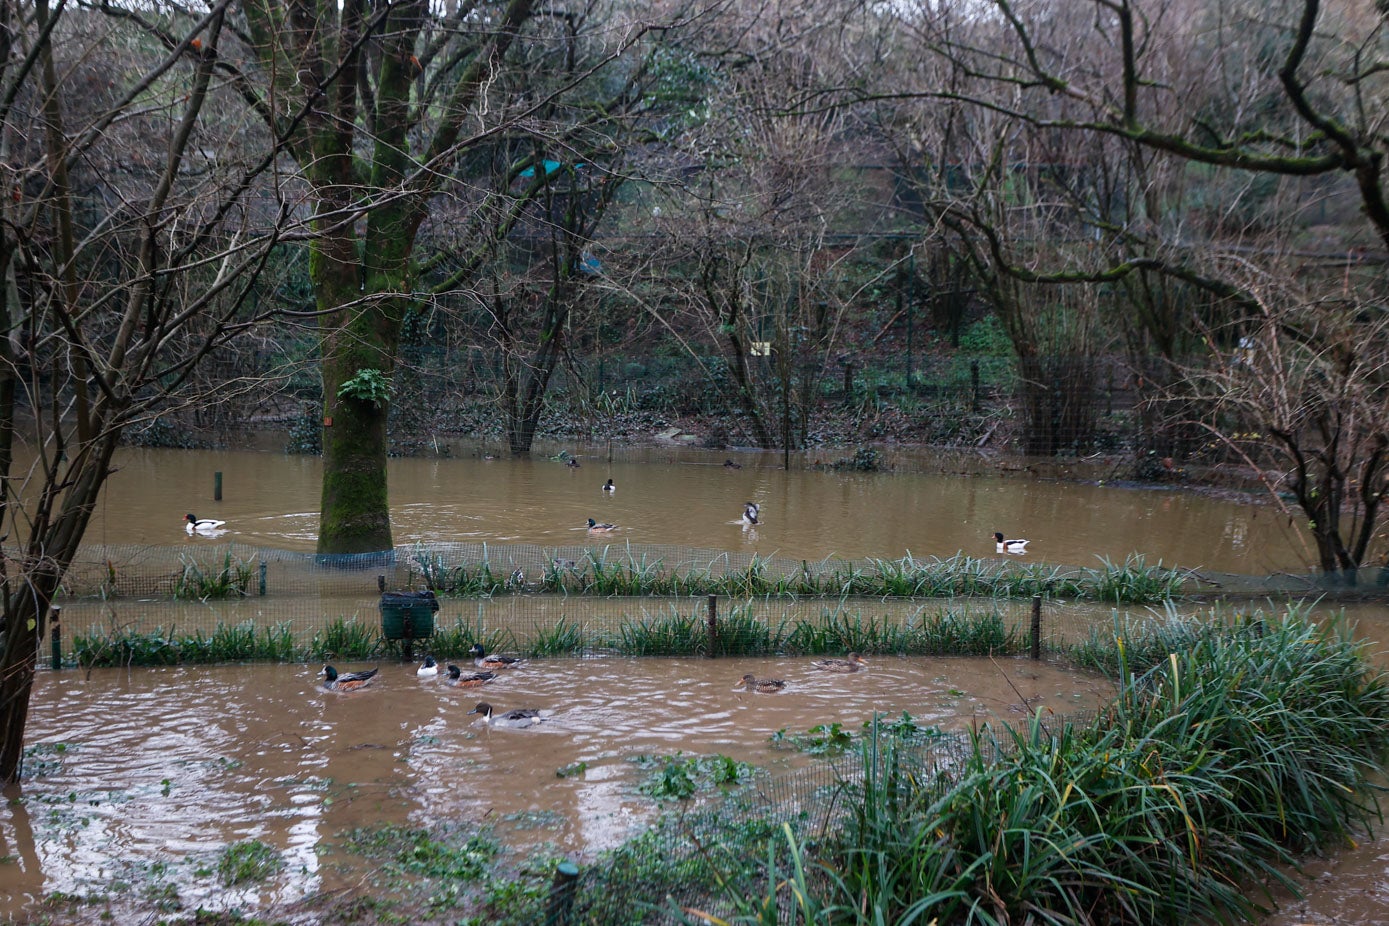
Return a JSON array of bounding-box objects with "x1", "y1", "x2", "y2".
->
[
  {"x1": 2, "y1": 443, "x2": 1388, "y2": 922},
  {"x1": 66, "y1": 443, "x2": 1335, "y2": 575},
  {"x1": 0, "y1": 656, "x2": 1115, "y2": 915}
]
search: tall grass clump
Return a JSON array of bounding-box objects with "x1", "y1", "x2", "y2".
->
[
  {"x1": 1085, "y1": 553, "x2": 1187, "y2": 603},
  {"x1": 811, "y1": 608, "x2": 1389, "y2": 924},
  {"x1": 411, "y1": 543, "x2": 506, "y2": 596},
  {"x1": 172, "y1": 548, "x2": 256, "y2": 600}
]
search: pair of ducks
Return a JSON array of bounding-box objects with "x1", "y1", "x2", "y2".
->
[
  {"x1": 590, "y1": 501, "x2": 761, "y2": 535},
  {"x1": 322, "y1": 644, "x2": 521, "y2": 692},
  {"x1": 735, "y1": 652, "x2": 869, "y2": 693}
]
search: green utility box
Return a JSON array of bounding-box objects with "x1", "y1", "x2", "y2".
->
[{"x1": 379, "y1": 590, "x2": 439, "y2": 641}]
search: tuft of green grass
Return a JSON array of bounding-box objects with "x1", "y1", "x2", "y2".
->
[
  {"x1": 173, "y1": 548, "x2": 256, "y2": 600},
  {"x1": 216, "y1": 840, "x2": 282, "y2": 886}
]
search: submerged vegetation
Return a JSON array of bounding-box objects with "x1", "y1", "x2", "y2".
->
[
  {"x1": 68, "y1": 601, "x2": 1026, "y2": 668},
  {"x1": 411, "y1": 545, "x2": 1187, "y2": 603},
  {"x1": 32, "y1": 604, "x2": 1389, "y2": 926}
]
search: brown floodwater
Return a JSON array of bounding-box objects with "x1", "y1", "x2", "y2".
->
[
  {"x1": 64, "y1": 442, "x2": 1333, "y2": 576},
  {"x1": 0, "y1": 655, "x2": 1114, "y2": 916},
  {"x1": 3, "y1": 441, "x2": 1388, "y2": 921}
]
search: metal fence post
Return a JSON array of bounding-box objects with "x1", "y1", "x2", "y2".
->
[
  {"x1": 706, "y1": 594, "x2": 718, "y2": 658},
  {"x1": 1030, "y1": 595, "x2": 1042, "y2": 660}
]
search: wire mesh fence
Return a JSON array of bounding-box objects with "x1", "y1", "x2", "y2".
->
[{"x1": 38, "y1": 539, "x2": 1383, "y2": 672}]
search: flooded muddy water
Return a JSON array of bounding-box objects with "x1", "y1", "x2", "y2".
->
[
  {"x1": 3, "y1": 441, "x2": 1387, "y2": 921},
  {"x1": 0, "y1": 656, "x2": 1112, "y2": 916},
  {"x1": 67, "y1": 443, "x2": 1330, "y2": 575}
]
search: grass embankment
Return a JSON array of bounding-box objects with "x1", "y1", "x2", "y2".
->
[{"x1": 572, "y1": 608, "x2": 1389, "y2": 925}]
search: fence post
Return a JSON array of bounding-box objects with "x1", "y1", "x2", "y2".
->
[
  {"x1": 258, "y1": 560, "x2": 267, "y2": 596},
  {"x1": 50, "y1": 606, "x2": 61, "y2": 671},
  {"x1": 1030, "y1": 595, "x2": 1042, "y2": 660},
  {"x1": 971, "y1": 360, "x2": 981, "y2": 412},
  {"x1": 214, "y1": 471, "x2": 223, "y2": 501},
  {"x1": 706, "y1": 594, "x2": 718, "y2": 658},
  {"x1": 545, "y1": 860, "x2": 580, "y2": 926}
]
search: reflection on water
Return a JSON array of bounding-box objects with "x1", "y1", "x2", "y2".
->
[
  {"x1": 62, "y1": 443, "x2": 1330, "y2": 576},
  {"x1": 0, "y1": 656, "x2": 1113, "y2": 915}
]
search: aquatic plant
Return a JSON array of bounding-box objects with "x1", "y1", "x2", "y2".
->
[
  {"x1": 216, "y1": 840, "x2": 282, "y2": 886},
  {"x1": 172, "y1": 548, "x2": 256, "y2": 600},
  {"x1": 309, "y1": 617, "x2": 381, "y2": 660}
]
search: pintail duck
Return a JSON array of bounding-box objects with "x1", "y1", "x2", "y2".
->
[
  {"x1": 321, "y1": 665, "x2": 379, "y2": 692},
  {"x1": 566, "y1": 458, "x2": 581, "y2": 468},
  {"x1": 734, "y1": 673, "x2": 786, "y2": 693},
  {"x1": 185, "y1": 513, "x2": 226, "y2": 534},
  {"x1": 468, "y1": 702, "x2": 546, "y2": 728},
  {"x1": 812, "y1": 653, "x2": 868, "y2": 673},
  {"x1": 446, "y1": 664, "x2": 497, "y2": 688},
  {"x1": 994, "y1": 532, "x2": 1030, "y2": 555},
  {"x1": 602, "y1": 478, "x2": 615, "y2": 493},
  {"x1": 740, "y1": 502, "x2": 760, "y2": 526},
  {"x1": 587, "y1": 518, "x2": 617, "y2": 533},
  {"x1": 416, "y1": 655, "x2": 439, "y2": 678},
  {"x1": 470, "y1": 643, "x2": 522, "y2": 670}
]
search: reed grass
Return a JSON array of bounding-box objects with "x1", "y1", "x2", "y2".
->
[
  {"x1": 416, "y1": 543, "x2": 1186, "y2": 603},
  {"x1": 172, "y1": 548, "x2": 256, "y2": 600},
  {"x1": 73, "y1": 620, "x2": 306, "y2": 666}
]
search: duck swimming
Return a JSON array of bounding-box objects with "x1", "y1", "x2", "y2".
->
[
  {"x1": 470, "y1": 642, "x2": 522, "y2": 670},
  {"x1": 566, "y1": 458, "x2": 581, "y2": 468},
  {"x1": 740, "y1": 502, "x2": 760, "y2": 526},
  {"x1": 446, "y1": 664, "x2": 497, "y2": 688},
  {"x1": 812, "y1": 652, "x2": 868, "y2": 673},
  {"x1": 185, "y1": 513, "x2": 226, "y2": 534},
  {"x1": 468, "y1": 702, "x2": 546, "y2": 728},
  {"x1": 994, "y1": 532, "x2": 1030, "y2": 555},
  {"x1": 733, "y1": 673, "x2": 786, "y2": 693},
  {"x1": 416, "y1": 655, "x2": 439, "y2": 678},
  {"x1": 587, "y1": 518, "x2": 617, "y2": 533},
  {"x1": 723, "y1": 459, "x2": 742, "y2": 470},
  {"x1": 321, "y1": 665, "x2": 378, "y2": 692},
  {"x1": 602, "y1": 478, "x2": 615, "y2": 493}
]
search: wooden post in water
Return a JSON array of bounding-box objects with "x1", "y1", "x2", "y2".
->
[
  {"x1": 1030, "y1": 595, "x2": 1042, "y2": 660},
  {"x1": 706, "y1": 594, "x2": 718, "y2": 658},
  {"x1": 49, "y1": 606, "x2": 61, "y2": 671},
  {"x1": 545, "y1": 860, "x2": 580, "y2": 926},
  {"x1": 214, "y1": 471, "x2": 222, "y2": 501}
]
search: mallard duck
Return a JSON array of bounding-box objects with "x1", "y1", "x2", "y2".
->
[
  {"x1": 446, "y1": 664, "x2": 497, "y2": 688},
  {"x1": 602, "y1": 478, "x2": 615, "y2": 493},
  {"x1": 185, "y1": 513, "x2": 226, "y2": 534},
  {"x1": 994, "y1": 532, "x2": 1030, "y2": 554},
  {"x1": 321, "y1": 665, "x2": 378, "y2": 692},
  {"x1": 740, "y1": 502, "x2": 760, "y2": 526},
  {"x1": 587, "y1": 518, "x2": 617, "y2": 533},
  {"x1": 812, "y1": 652, "x2": 868, "y2": 673},
  {"x1": 416, "y1": 655, "x2": 439, "y2": 678},
  {"x1": 468, "y1": 702, "x2": 546, "y2": 728},
  {"x1": 733, "y1": 673, "x2": 785, "y2": 693},
  {"x1": 470, "y1": 642, "x2": 522, "y2": 670},
  {"x1": 723, "y1": 459, "x2": 742, "y2": 470}
]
